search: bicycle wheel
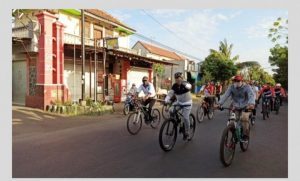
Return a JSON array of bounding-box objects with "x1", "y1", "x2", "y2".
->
[
  {"x1": 266, "y1": 104, "x2": 270, "y2": 118},
  {"x1": 150, "y1": 109, "x2": 161, "y2": 129},
  {"x1": 275, "y1": 99, "x2": 280, "y2": 115},
  {"x1": 220, "y1": 127, "x2": 236, "y2": 167},
  {"x1": 127, "y1": 112, "x2": 143, "y2": 135},
  {"x1": 262, "y1": 104, "x2": 266, "y2": 120},
  {"x1": 189, "y1": 114, "x2": 196, "y2": 140},
  {"x1": 207, "y1": 107, "x2": 214, "y2": 120},
  {"x1": 196, "y1": 105, "x2": 205, "y2": 123},
  {"x1": 240, "y1": 126, "x2": 250, "y2": 152},
  {"x1": 159, "y1": 119, "x2": 177, "y2": 152},
  {"x1": 123, "y1": 104, "x2": 130, "y2": 115},
  {"x1": 161, "y1": 104, "x2": 170, "y2": 120}
]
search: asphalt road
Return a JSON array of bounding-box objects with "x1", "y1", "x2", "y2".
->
[{"x1": 12, "y1": 101, "x2": 288, "y2": 178}]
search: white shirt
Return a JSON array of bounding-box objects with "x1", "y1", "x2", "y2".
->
[{"x1": 137, "y1": 82, "x2": 156, "y2": 98}]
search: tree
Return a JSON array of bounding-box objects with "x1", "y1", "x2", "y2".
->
[
  {"x1": 153, "y1": 63, "x2": 165, "y2": 89},
  {"x1": 201, "y1": 53, "x2": 237, "y2": 83},
  {"x1": 210, "y1": 39, "x2": 239, "y2": 62},
  {"x1": 201, "y1": 39, "x2": 239, "y2": 83},
  {"x1": 269, "y1": 46, "x2": 288, "y2": 89},
  {"x1": 236, "y1": 61, "x2": 275, "y2": 84},
  {"x1": 268, "y1": 17, "x2": 288, "y2": 89},
  {"x1": 268, "y1": 17, "x2": 288, "y2": 47}
]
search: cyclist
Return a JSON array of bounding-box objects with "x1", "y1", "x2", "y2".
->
[
  {"x1": 136, "y1": 76, "x2": 156, "y2": 124},
  {"x1": 215, "y1": 81, "x2": 223, "y2": 102},
  {"x1": 249, "y1": 80, "x2": 259, "y2": 124},
  {"x1": 274, "y1": 83, "x2": 286, "y2": 106},
  {"x1": 165, "y1": 72, "x2": 193, "y2": 141},
  {"x1": 203, "y1": 81, "x2": 215, "y2": 111},
  {"x1": 128, "y1": 83, "x2": 137, "y2": 95},
  {"x1": 216, "y1": 75, "x2": 255, "y2": 142},
  {"x1": 258, "y1": 83, "x2": 274, "y2": 111}
]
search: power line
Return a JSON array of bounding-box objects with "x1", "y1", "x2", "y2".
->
[
  {"x1": 141, "y1": 9, "x2": 206, "y2": 59},
  {"x1": 132, "y1": 32, "x2": 202, "y2": 62}
]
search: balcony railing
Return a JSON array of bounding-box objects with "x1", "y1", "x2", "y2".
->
[
  {"x1": 64, "y1": 33, "x2": 96, "y2": 47},
  {"x1": 12, "y1": 21, "x2": 39, "y2": 39}
]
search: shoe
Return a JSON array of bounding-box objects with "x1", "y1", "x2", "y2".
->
[
  {"x1": 241, "y1": 135, "x2": 249, "y2": 143},
  {"x1": 179, "y1": 126, "x2": 183, "y2": 133},
  {"x1": 183, "y1": 133, "x2": 191, "y2": 141}
]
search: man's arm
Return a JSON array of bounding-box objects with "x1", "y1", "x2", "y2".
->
[
  {"x1": 148, "y1": 83, "x2": 156, "y2": 97},
  {"x1": 165, "y1": 89, "x2": 174, "y2": 103},
  {"x1": 218, "y1": 86, "x2": 232, "y2": 105},
  {"x1": 247, "y1": 85, "x2": 256, "y2": 105},
  {"x1": 182, "y1": 81, "x2": 192, "y2": 90}
]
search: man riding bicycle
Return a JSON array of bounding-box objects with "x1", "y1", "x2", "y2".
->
[
  {"x1": 165, "y1": 72, "x2": 193, "y2": 141},
  {"x1": 258, "y1": 83, "x2": 274, "y2": 111},
  {"x1": 203, "y1": 81, "x2": 215, "y2": 111},
  {"x1": 136, "y1": 76, "x2": 156, "y2": 124},
  {"x1": 249, "y1": 80, "x2": 259, "y2": 124},
  {"x1": 274, "y1": 83, "x2": 286, "y2": 106},
  {"x1": 216, "y1": 75, "x2": 255, "y2": 142}
]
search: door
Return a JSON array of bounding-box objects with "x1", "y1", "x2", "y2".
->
[
  {"x1": 12, "y1": 61, "x2": 26, "y2": 105},
  {"x1": 111, "y1": 77, "x2": 121, "y2": 103}
]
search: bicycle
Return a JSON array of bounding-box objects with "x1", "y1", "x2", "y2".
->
[
  {"x1": 161, "y1": 96, "x2": 176, "y2": 120},
  {"x1": 261, "y1": 96, "x2": 271, "y2": 120},
  {"x1": 159, "y1": 104, "x2": 196, "y2": 152},
  {"x1": 274, "y1": 94, "x2": 281, "y2": 115},
  {"x1": 123, "y1": 93, "x2": 135, "y2": 115},
  {"x1": 218, "y1": 106, "x2": 252, "y2": 167},
  {"x1": 126, "y1": 98, "x2": 161, "y2": 135},
  {"x1": 196, "y1": 96, "x2": 214, "y2": 123}
]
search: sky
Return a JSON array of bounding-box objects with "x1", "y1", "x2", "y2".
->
[{"x1": 104, "y1": 9, "x2": 288, "y2": 74}]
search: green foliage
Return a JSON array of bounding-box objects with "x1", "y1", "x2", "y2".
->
[
  {"x1": 201, "y1": 39, "x2": 238, "y2": 83},
  {"x1": 85, "y1": 97, "x2": 93, "y2": 106},
  {"x1": 269, "y1": 46, "x2": 288, "y2": 89},
  {"x1": 268, "y1": 17, "x2": 288, "y2": 46},
  {"x1": 153, "y1": 63, "x2": 165, "y2": 77}
]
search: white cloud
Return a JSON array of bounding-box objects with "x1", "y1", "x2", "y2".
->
[
  {"x1": 148, "y1": 9, "x2": 188, "y2": 18},
  {"x1": 106, "y1": 10, "x2": 132, "y2": 22},
  {"x1": 245, "y1": 17, "x2": 275, "y2": 39},
  {"x1": 161, "y1": 11, "x2": 231, "y2": 57}
]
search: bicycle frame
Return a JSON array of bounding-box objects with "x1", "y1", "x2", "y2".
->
[{"x1": 222, "y1": 107, "x2": 252, "y2": 142}]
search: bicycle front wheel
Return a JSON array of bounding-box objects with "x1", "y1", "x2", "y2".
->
[
  {"x1": 150, "y1": 109, "x2": 161, "y2": 129},
  {"x1": 127, "y1": 112, "x2": 143, "y2": 135},
  {"x1": 220, "y1": 127, "x2": 236, "y2": 167},
  {"x1": 189, "y1": 114, "x2": 196, "y2": 140},
  {"x1": 196, "y1": 105, "x2": 205, "y2": 123},
  {"x1": 162, "y1": 104, "x2": 170, "y2": 120},
  {"x1": 159, "y1": 119, "x2": 177, "y2": 152},
  {"x1": 240, "y1": 126, "x2": 250, "y2": 152},
  {"x1": 207, "y1": 107, "x2": 214, "y2": 120},
  {"x1": 262, "y1": 104, "x2": 267, "y2": 120},
  {"x1": 123, "y1": 104, "x2": 130, "y2": 115}
]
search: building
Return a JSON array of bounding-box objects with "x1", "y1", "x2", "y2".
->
[
  {"x1": 12, "y1": 9, "x2": 176, "y2": 109},
  {"x1": 132, "y1": 41, "x2": 201, "y2": 92}
]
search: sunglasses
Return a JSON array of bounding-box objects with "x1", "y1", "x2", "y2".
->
[{"x1": 142, "y1": 80, "x2": 148, "y2": 82}]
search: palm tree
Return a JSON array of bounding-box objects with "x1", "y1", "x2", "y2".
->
[{"x1": 210, "y1": 39, "x2": 239, "y2": 62}]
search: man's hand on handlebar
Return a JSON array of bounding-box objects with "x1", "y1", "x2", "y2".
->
[
  {"x1": 215, "y1": 104, "x2": 223, "y2": 111},
  {"x1": 247, "y1": 104, "x2": 255, "y2": 110}
]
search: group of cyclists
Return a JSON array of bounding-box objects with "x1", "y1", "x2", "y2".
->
[{"x1": 125, "y1": 72, "x2": 287, "y2": 143}]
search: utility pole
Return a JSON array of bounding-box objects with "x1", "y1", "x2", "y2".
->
[
  {"x1": 81, "y1": 9, "x2": 85, "y2": 101},
  {"x1": 103, "y1": 38, "x2": 106, "y2": 101}
]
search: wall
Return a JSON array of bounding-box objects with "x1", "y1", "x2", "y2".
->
[
  {"x1": 58, "y1": 13, "x2": 80, "y2": 36},
  {"x1": 132, "y1": 42, "x2": 148, "y2": 56}
]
